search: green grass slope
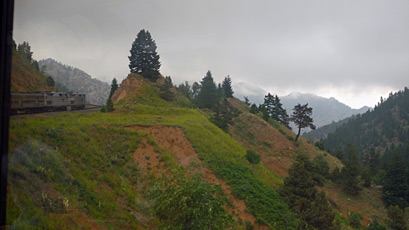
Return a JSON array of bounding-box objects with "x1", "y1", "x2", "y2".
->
[
  {"x1": 8, "y1": 75, "x2": 298, "y2": 229},
  {"x1": 11, "y1": 50, "x2": 57, "y2": 92}
]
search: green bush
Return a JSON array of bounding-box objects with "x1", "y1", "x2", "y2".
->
[
  {"x1": 148, "y1": 169, "x2": 233, "y2": 230},
  {"x1": 245, "y1": 149, "x2": 260, "y2": 164}
]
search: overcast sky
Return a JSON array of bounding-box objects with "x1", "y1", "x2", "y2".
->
[{"x1": 13, "y1": 0, "x2": 409, "y2": 108}]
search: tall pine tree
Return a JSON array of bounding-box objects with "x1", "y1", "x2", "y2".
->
[
  {"x1": 195, "y1": 71, "x2": 218, "y2": 109},
  {"x1": 383, "y1": 152, "x2": 409, "y2": 209},
  {"x1": 129, "y1": 29, "x2": 161, "y2": 79},
  {"x1": 221, "y1": 75, "x2": 234, "y2": 98}
]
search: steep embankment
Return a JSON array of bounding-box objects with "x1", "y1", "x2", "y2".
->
[
  {"x1": 8, "y1": 72, "x2": 389, "y2": 229},
  {"x1": 8, "y1": 74, "x2": 296, "y2": 229},
  {"x1": 11, "y1": 50, "x2": 57, "y2": 92},
  {"x1": 227, "y1": 98, "x2": 387, "y2": 225}
]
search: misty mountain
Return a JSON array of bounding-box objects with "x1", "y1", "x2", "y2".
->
[
  {"x1": 38, "y1": 58, "x2": 110, "y2": 105},
  {"x1": 322, "y1": 87, "x2": 409, "y2": 162},
  {"x1": 281, "y1": 92, "x2": 370, "y2": 132}
]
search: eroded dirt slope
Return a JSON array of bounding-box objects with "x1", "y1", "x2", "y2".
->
[{"x1": 130, "y1": 125, "x2": 267, "y2": 229}]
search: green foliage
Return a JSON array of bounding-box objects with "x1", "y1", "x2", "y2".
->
[
  {"x1": 387, "y1": 205, "x2": 407, "y2": 230},
  {"x1": 148, "y1": 169, "x2": 234, "y2": 230},
  {"x1": 348, "y1": 211, "x2": 362, "y2": 229},
  {"x1": 366, "y1": 219, "x2": 387, "y2": 230},
  {"x1": 46, "y1": 76, "x2": 55, "y2": 87},
  {"x1": 291, "y1": 103, "x2": 316, "y2": 142},
  {"x1": 176, "y1": 81, "x2": 192, "y2": 100},
  {"x1": 129, "y1": 29, "x2": 161, "y2": 77},
  {"x1": 210, "y1": 98, "x2": 241, "y2": 132},
  {"x1": 245, "y1": 150, "x2": 260, "y2": 164},
  {"x1": 109, "y1": 78, "x2": 119, "y2": 98},
  {"x1": 315, "y1": 142, "x2": 325, "y2": 151},
  {"x1": 282, "y1": 153, "x2": 335, "y2": 229},
  {"x1": 340, "y1": 146, "x2": 361, "y2": 195},
  {"x1": 261, "y1": 93, "x2": 289, "y2": 128},
  {"x1": 373, "y1": 170, "x2": 386, "y2": 185},
  {"x1": 382, "y1": 152, "x2": 409, "y2": 209},
  {"x1": 195, "y1": 70, "x2": 219, "y2": 109},
  {"x1": 361, "y1": 167, "x2": 372, "y2": 187},
  {"x1": 159, "y1": 76, "x2": 175, "y2": 101},
  {"x1": 17, "y1": 41, "x2": 33, "y2": 62},
  {"x1": 106, "y1": 97, "x2": 114, "y2": 112},
  {"x1": 222, "y1": 75, "x2": 234, "y2": 98},
  {"x1": 249, "y1": 103, "x2": 258, "y2": 114},
  {"x1": 312, "y1": 154, "x2": 330, "y2": 179}
]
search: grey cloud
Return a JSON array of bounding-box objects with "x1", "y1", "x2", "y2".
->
[{"x1": 13, "y1": 0, "x2": 409, "y2": 106}]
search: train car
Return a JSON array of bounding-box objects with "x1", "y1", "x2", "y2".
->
[{"x1": 11, "y1": 92, "x2": 87, "y2": 114}]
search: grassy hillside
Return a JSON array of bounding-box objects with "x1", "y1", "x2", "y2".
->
[
  {"x1": 11, "y1": 50, "x2": 57, "y2": 92},
  {"x1": 227, "y1": 98, "x2": 388, "y2": 226},
  {"x1": 8, "y1": 73, "x2": 390, "y2": 229},
  {"x1": 8, "y1": 75, "x2": 297, "y2": 229}
]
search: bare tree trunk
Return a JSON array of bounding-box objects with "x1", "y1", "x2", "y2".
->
[{"x1": 295, "y1": 127, "x2": 301, "y2": 142}]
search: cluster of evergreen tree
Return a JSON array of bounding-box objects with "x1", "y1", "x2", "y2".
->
[
  {"x1": 175, "y1": 71, "x2": 238, "y2": 131},
  {"x1": 248, "y1": 93, "x2": 290, "y2": 128},
  {"x1": 282, "y1": 153, "x2": 335, "y2": 229},
  {"x1": 13, "y1": 40, "x2": 57, "y2": 87}
]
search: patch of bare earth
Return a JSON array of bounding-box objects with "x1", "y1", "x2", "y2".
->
[
  {"x1": 229, "y1": 113, "x2": 296, "y2": 177},
  {"x1": 130, "y1": 125, "x2": 267, "y2": 229},
  {"x1": 111, "y1": 73, "x2": 143, "y2": 104}
]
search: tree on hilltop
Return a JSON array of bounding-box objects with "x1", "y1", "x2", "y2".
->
[
  {"x1": 222, "y1": 75, "x2": 234, "y2": 98},
  {"x1": 291, "y1": 103, "x2": 316, "y2": 142},
  {"x1": 129, "y1": 29, "x2": 161, "y2": 80},
  {"x1": 17, "y1": 41, "x2": 33, "y2": 62},
  {"x1": 196, "y1": 71, "x2": 218, "y2": 109}
]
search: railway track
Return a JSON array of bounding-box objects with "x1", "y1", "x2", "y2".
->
[{"x1": 11, "y1": 104, "x2": 101, "y2": 118}]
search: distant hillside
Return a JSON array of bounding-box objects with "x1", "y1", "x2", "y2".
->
[
  {"x1": 322, "y1": 87, "x2": 409, "y2": 161},
  {"x1": 38, "y1": 58, "x2": 110, "y2": 105},
  {"x1": 280, "y1": 92, "x2": 370, "y2": 132},
  {"x1": 302, "y1": 116, "x2": 354, "y2": 142},
  {"x1": 11, "y1": 49, "x2": 57, "y2": 92}
]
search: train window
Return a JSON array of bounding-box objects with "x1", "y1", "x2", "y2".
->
[{"x1": 5, "y1": 1, "x2": 409, "y2": 230}]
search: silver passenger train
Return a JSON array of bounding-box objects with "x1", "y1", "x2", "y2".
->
[{"x1": 11, "y1": 92, "x2": 86, "y2": 114}]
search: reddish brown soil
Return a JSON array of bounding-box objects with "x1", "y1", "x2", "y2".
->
[
  {"x1": 130, "y1": 125, "x2": 267, "y2": 229},
  {"x1": 229, "y1": 112, "x2": 296, "y2": 177},
  {"x1": 111, "y1": 73, "x2": 143, "y2": 103}
]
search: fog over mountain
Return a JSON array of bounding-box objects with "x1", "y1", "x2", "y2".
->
[
  {"x1": 235, "y1": 87, "x2": 370, "y2": 132},
  {"x1": 39, "y1": 58, "x2": 110, "y2": 105}
]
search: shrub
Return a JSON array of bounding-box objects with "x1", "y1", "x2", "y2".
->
[
  {"x1": 148, "y1": 169, "x2": 233, "y2": 230},
  {"x1": 245, "y1": 150, "x2": 260, "y2": 164}
]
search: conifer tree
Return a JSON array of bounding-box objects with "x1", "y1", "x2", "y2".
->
[
  {"x1": 244, "y1": 96, "x2": 250, "y2": 106},
  {"x1": 106, "y1": 78, "x2": 119, "y2": 112},
  {"x1": 160, "y1": 76, "x2": 175, "y2": 101},
  {"x1": 341, "y1": 145, "x2": 361, "y2": 195},
  {"x1": 195, "y1": 71, "x2": 218, "y2": 109},
  {"x1": 387, "y1": 205, "x2": 407, "y2": 230},
  {"x1": 282, "y1": 153, "x2": 335, "y2": 229},
  {"x1": 221, "y1": 75, "x2": 234, "y2": 98},
  {"x1": 129, "y1": 29, "x2": 161, "y2": 78},
  {"x1": 383, "y1": 152, "x2": 409, "y2": 209},
  {"x1": 291, "y1": 103, "x2": 316, "y2": 142},
  {"x1": 109, "y1": 78, "x2": 118, "y2": 98},
  {"x1": 17, "y1": 41, "x2": 33, "y2": 61}
]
